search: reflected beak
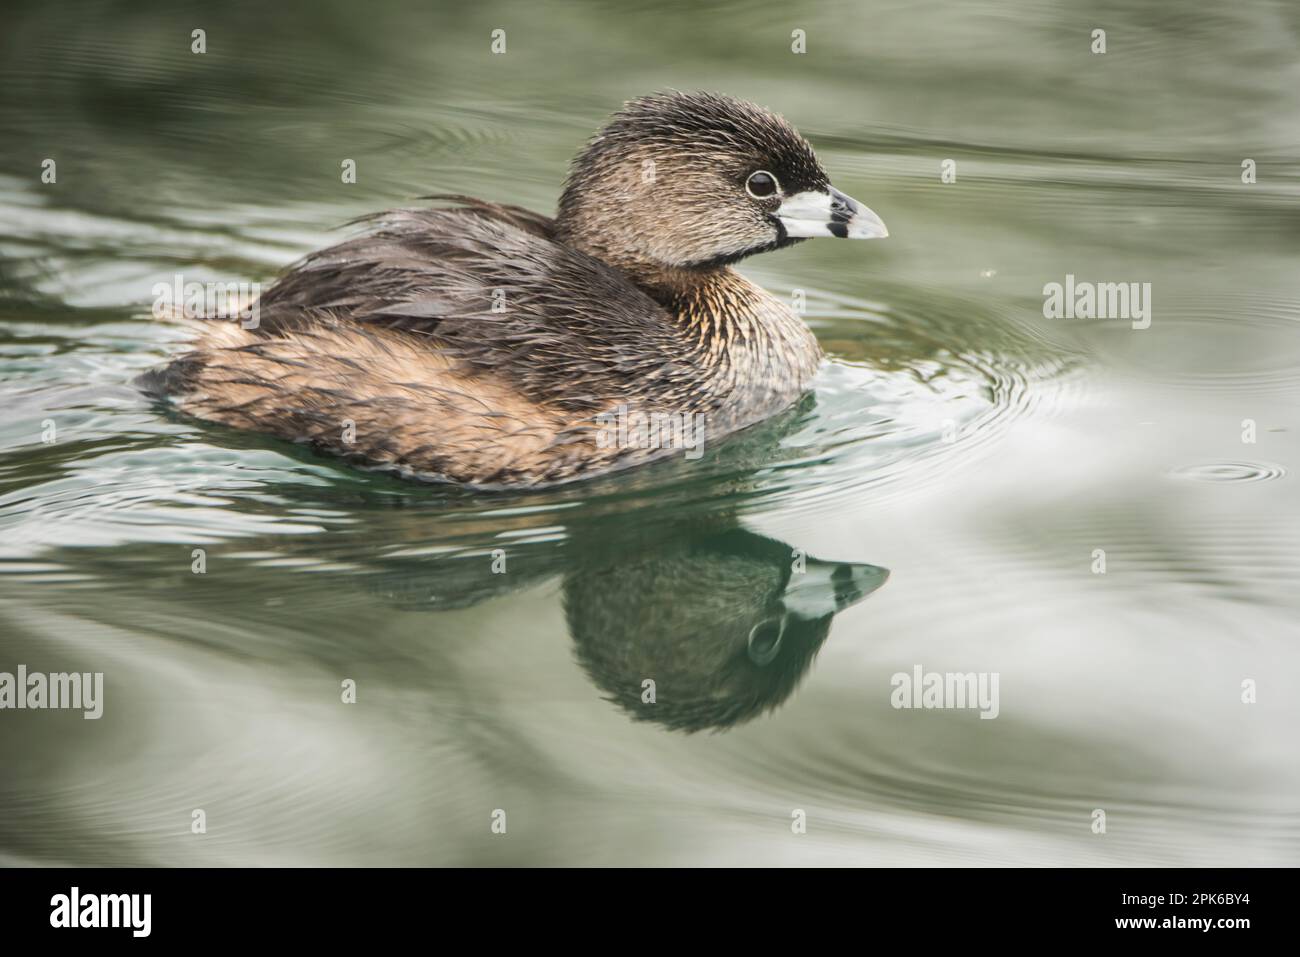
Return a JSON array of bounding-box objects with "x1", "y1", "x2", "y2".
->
[
  {"x1": 776, "y1": 186, "x2": 889, "y2": 240},
  {"x1": 781, "y1": 559, "x2": 890, "y2": 621}
]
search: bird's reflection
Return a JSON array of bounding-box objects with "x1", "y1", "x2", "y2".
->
[
  {"x1": 563, "y1": 526, "x2": 887, "y2": 732},
  {"x1": 370, "y1": 519, "x2": 887, "y2": 732}
]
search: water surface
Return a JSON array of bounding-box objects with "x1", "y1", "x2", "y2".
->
[{"x1": 1, "y1": 0, "x2": 1298, "y2": 866}]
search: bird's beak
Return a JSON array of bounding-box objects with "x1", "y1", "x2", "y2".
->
[
  {"x1": 781, "y1": 559, "x2": 890, "y2": 621},
  {"x1": 776, "y1": 186, "x2": 889, "y2": 240}
]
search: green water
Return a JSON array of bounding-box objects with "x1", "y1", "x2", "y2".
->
[{"x1": 1, "y1": 0, "x2": 1297, "y2": 865}]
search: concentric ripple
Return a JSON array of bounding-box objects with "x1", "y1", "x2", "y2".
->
[{"x1": 1170, "y1": 461, "x2": 1286, "y2": 484}]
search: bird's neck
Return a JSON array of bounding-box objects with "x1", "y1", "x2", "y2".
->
[
  {"x1": 642, "y1": 266, "x2": 823, "y2": 416},
  {"x1": 554, "y1": 221, "x2": 823, "y2": 413}
]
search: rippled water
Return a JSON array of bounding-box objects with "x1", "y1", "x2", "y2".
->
[{"x1": 2, "y1": 0, "x2": 1298, "y2": 866}]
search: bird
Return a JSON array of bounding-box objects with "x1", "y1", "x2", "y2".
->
[{"x1": 140, "y1": 91, "x2": 888, "y2": 488}]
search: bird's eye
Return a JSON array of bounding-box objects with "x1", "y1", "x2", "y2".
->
[
  {"x1": 747, "y1": 614, "x2": 785, "y2": 665},
  {"x1": 745, "y1": 170, "x2": 779, "y2": 199}
]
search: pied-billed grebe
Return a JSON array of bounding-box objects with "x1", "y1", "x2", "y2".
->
[{"x1": 142, "y1": 91, "x2": 888, "y2": 487}]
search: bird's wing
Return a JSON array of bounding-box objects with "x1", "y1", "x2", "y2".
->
[
  {"x1": 150, "y1": 200, "x2": 693, "y2": 485},
  {"x1": 250, "y1": 200, "x2": 688, "y2": 410}
]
